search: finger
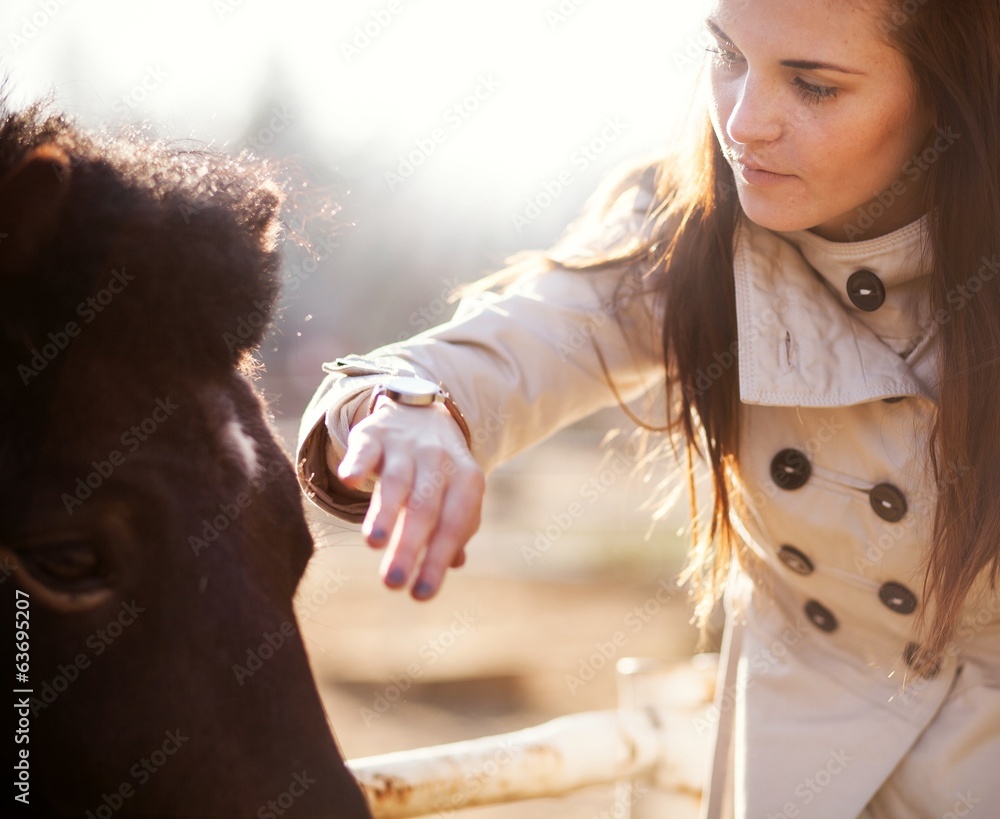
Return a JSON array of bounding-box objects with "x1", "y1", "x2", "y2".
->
[
  {"x1": 363, "y1": 452, "x2": 415, "y2": 553},
  {"x1": 450, "y1": 548, "x2": 467, "y2": 569},
  {"x1": 337, "y1": 432, "x2": 384, "y2": 490},
  {"x1": 380, "y1": 458, "x2": 449, "y2": 590},
  {"x1": 411, "y1": 464, "x2": 484, "y2": 600}
]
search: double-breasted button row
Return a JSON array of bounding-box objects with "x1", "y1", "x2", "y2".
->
[
  {"x1": 805, "y1": 600, "x2": 839, "y2": 632},
  {"x1": 869, "y1": 483, "x2": 907, "y2": 522},
  {"x1": 769, "y1": 449, "x2": 908, "y2": 522},
  {"x1": 782, "y1": 547, "x2": 919, "y2": 617},
  {"x1": 787, "y1": 567, "x2": 919, "y2": 634},
  {"x1": 778, "y1": 545, "x2": 814, "y2": 576},
  {"x1": 878, "y1": 581, "x2": 919, "y2": 614},
  {"x1": 770, "y1": 449, "x2": 811, "y2": 490},
  {"x1": 847, "y1": 269, "x2": 886, "y2": 312}
]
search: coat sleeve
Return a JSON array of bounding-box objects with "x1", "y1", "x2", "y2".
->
[{"x1": 296, "y1": 159, "x2": 667, "y2": 522}]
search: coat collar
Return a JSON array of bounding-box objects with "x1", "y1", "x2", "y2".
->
[{"x1": 734, "y1": 216, "x2": 939, "y2": 407}]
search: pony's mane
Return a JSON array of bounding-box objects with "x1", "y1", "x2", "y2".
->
[{"x1": 0, "y1": 93, "x2": 285, "y2": 390}]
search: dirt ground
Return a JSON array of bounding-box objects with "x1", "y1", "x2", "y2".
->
[{"x1": 289, "y1": 422, "x2": 716, "y2": 818}]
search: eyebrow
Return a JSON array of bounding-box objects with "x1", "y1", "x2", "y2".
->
[{"x1": 705, "y1": 19, "x2": 866, "y2": 76}]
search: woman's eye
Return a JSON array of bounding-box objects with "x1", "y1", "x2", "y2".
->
[
  {"x1": 19, "y1": 539, "x2": 108, "y2": 589},
  {"x1": 706, "y1": 47, "x2": 743, "y2": 68},
  {"x1": 792, "y1": 77, "x2": 840, "y2": 104}
]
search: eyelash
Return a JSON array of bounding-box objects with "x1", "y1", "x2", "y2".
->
[
  {"x1": 706, "y1": 46, "x2": 741, "y2": 68},
  {"x1": 792, "y1": 77, "x2": 839, "y2": 104},
  {"x1": 705, "y1": 47, "x2": 840, "y2": 105}
]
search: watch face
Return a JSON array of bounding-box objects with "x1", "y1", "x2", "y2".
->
[{"x1": 383, "y1": 376, "x2": 442, "y2": 405}]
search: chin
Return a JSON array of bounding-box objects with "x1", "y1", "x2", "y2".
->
[{"x1": 736, "y1": 192, "x2": 816, "y2": 234}]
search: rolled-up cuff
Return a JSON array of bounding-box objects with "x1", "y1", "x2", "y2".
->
[{"x1": 295, "y1": 355, "x2": 421, "y2": 522}]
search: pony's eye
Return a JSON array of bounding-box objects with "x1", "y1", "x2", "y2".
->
[{"x1": 20, "y1": 539, "x2": 108, "y2": 589}]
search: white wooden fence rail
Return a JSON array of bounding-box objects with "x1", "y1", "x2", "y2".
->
[{"x1": 346, "y1": 655, "x2": 719, "y2": 819}]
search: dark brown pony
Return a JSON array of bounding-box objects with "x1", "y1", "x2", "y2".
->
[{"x1": 0, "y1": 97, "x2": 371, "y2": 818}]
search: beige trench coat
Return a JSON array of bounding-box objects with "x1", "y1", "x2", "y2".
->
[{"x1": 296, "y1": 167, "x2": 1000, "y2": 818}]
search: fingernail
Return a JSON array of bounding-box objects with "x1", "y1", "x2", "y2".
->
[
  {"x1": 387, "y1": 567, "x2": 406, "y2": 586},
  {"x1": 413, "y1": 580, "x2": 434, "y2": 600},
  {"x1": 371, "y1": 528, "x2": 388, "y2": 543}
]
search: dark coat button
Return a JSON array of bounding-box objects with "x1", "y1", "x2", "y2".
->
[
  {"x1": 904, "y1": 643, "x2": 941, "y2": 679},
  {"x1": 805, "y1": 600, "x2": 839, "y2": 633},
  {"x1": 879, "y1": 581, "x2": 918, "y2": 614},
  {"x1": 870, "y1": 483, "x2": 908, "y2": 522},
  {"x1": 847, "y1": 269, "x2": 886, "y2": 311},
  {"x1": 778, "y1": 545, "x2": 815, "y2": 576},
  {"x1": 771, "y1": 449, "x2": 811, "y2": 490}
]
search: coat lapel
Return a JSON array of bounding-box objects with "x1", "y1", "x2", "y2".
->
[{"x1": 733, "y1": 218, "x2": 938, "y2": 408}]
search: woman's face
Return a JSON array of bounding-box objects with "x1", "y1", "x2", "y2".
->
[{"x1": 706, "y1": 0, "x2": 935, "y2": 241}]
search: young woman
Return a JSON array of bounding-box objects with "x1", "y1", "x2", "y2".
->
[{"x1": 297, "y1": 1, "x2": 1000, "y2": 815}]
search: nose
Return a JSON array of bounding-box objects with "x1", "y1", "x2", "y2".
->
[{"x1": 726, "y1": 71, "x2": 782, "y2": 146}]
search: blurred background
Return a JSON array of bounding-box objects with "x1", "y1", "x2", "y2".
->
[{"x1": 3, "y1": 1, "x2": 717, "y2": 814}]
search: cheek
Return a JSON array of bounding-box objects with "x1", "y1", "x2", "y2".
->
[{"x1": 839, "y1": 106, "x2": 926, "y2": 192}]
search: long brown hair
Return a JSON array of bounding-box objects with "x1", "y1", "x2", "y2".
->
[{"x1": 557, "y1": 0, "x2": 1000, "y2": 659}]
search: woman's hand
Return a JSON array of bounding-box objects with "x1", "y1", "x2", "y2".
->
[{"x1": 336, "y1": 397, "x2": 485, "y2": 600}]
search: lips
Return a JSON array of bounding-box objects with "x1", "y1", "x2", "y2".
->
[
  {"x1": 731, "y1": 154, "x2": 795, "y2": 186},
  {"x1": 733, "y1": 155, "x2": 790, "y2": 176}
]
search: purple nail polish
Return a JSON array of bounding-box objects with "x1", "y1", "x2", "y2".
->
[
  {"x1": 387, "y1": 567, "x2": 406, "y2": 586},
  {"x1": 413, "y1": 580, "x2": 434, "y2": 599},
  {"x1": 371, "y1": 528, "x2": 388, "y2": 542}
]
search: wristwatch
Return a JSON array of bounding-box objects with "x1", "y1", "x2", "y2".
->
[{"x1": 368, "y1": 376, "x2": 473, "y2": 447}]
